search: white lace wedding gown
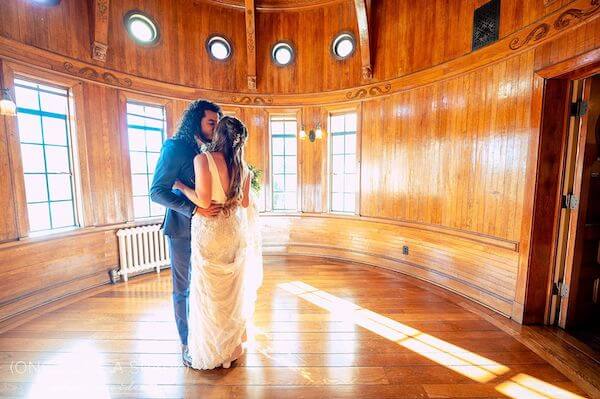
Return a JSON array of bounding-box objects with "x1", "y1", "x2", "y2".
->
[{"x1": 187, "y1": 152, "x2": 263, "y2": 370}]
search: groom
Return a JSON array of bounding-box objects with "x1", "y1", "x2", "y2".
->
[{"x1": 150, "y1": 99, "x2": 223, "y2": 367}]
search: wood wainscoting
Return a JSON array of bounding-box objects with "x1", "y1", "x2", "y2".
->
[
  {"x1": 261, "y1": 214, "x2": 520, "y2": 317},
  {"x1": 0, "y1": 228, "x2": 118, "y2": 323}
]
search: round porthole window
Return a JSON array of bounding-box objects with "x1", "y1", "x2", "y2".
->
[
  {"x1": 124, "y1": 11, "x2": 159, "y2": 46},
  {"x1": 206, "y1": 36, "x2": 232, "y2": 61},
  {"x1": 271, "y1": 42, "x2": 295, "y2": 67},
  {"x1": 332, "y1": 32, "x2": 355, "y2": 60}
]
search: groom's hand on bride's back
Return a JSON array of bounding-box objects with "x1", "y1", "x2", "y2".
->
[{"x1": 194, "y1": 202, "x2": 223, "y2": 218}]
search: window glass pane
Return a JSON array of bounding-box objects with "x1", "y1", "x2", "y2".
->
[
  {"x1": 345, "y1": 134, "x2": 356, "y2": 153},
  {"x1": 271, "y1": 122, "x2": 284, "y2": 135},
  {"x1": 284, "y1": 174, "x2": 296, "y2": 192},
  {"x1": 147, "y1": 153, "x2": 160, "y2": 174},
  {"x1": 44, "y1": 146, "x2": 70, "y2": 173},
  {"x1": 272, "y1": 193, "x2": 285, "y2": 210},
  {"x1": 284, "y1": 157, "x2": 297, "y2": 174},
  {"x1": 17, "y1": 113, "x2": 42, "y2": 143},
  {"x1": 42, "y1": 116, "x2": 68, "y2": 146},
  {"x1": 285, "y1": 192, "x2": 296, "y2": 209},
  {"x1": 145, "y1": 118, "x2": 164, "y2": 129},
  {"x1": 345, "y1": 113, "x2": 357, "y2": 132},
  {"x1": 344, "y1": 174, "x2": 357, "y2": 193},
  {"x1": 39, "y1": 92, "x2": 68, "y2": 115},
  {"x1": 272, "y1": 175, "x2": 284, "y2": 192},
  {"x1": 130, "y1": 152, "x2": 148, "y2": 174},
  {"x1": 284, "y1": 137, "x2": 296, "y2": 155},
  {"x1": 132, "y1": 174, "x2": 149, "y2": 196},
  {"x1": 332, "y1": 155, "x2": 344, "y2": 174},
  {"x1": 272, "y1": 138, "x2": 284, "y2": 155},
  {"x1": 24, "y1": 174, "x2": 48, "y2": 202},
  {"x1": 127, "y1": 101, "x2": 166, "y2": 219},
  {"x1": 332, "y1": 135, "x2": 345, "y2": 154},
  {"x1": 344, "y1": 193, "x2": 355, "y2": 213},
  {"x1": 284, "y1": 121, "x2": 297, "y2": 135},
  {"x1": 344, "y1": 154, "x2": 356, "y2": 173},
  {"x1": 144, "y1": 106, "x2": 164, "y2": 119},
  {"x1": 330, "y1": 115, "x2": 345, "y2": 133},
  {"x1": 127, "y1": 103, "x2": 145, "y2": 115},
  {"x1": 331, "y1": 193, "x2": 343, "y2": 212},
  {"x1": 20, "y1": 144, "x2": 45, "y2": 173},
  {"x1": 14, "y1": 86, "x2": 39, "y2": 110},
  {"x1": 272, "y1": 156, "x2": 284, "y2": 174},
  {"x1": 128, "y1": 128, "x2": 146, "y2": 151},
  {"x1": 50, "y1": 201, "x2": 75, "y2": 228},
  {"x1": 27, "y1": 203, "x2": 51, "y2": 231},
  {"x1": 48, "y1": 174, "x2": 72, "y2": 201},
  {"x1": 133, "y1": 196, "x2": 150, "y2": 218},
  {"x1": 127, "y1": 114, "x2": 146, "y2": 126},
  {"x1": 332, "y1": 174, "x2": 343, "y2": 193},
  {"x1": 146, "y1": 130, "x2": 163, "y2": 152}
]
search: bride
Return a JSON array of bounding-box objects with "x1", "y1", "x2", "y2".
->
[{"x1": 173, "y1": 116, "x2": 263, "y2": 370}]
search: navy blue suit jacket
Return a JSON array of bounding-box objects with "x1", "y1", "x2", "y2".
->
[{"x1": 150, "y1": 138, "x2": 198, "y2": 238}]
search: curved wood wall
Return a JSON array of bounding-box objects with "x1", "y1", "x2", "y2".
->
[
  {"x1": 0, "y1": 0, "x2": 581, "y2": 93},
  {"x1": 0, "y1": 0, "x2": 599, "y2": 323}
]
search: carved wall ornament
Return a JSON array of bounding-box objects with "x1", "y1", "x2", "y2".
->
[
  {"x1": 96, "y1": 0, "x2": 109, "y2": 22},
  {"x1": 362, "y1": 64, "x2": 373, "y2": 80},
  {"x1": 60, "y1": 62, "x2": 133, "y2": 87},
  {"x1": 231, "y1": 95, "x2": 272, "y2": 105},
  {"x1": 247, "y1": 76, "x2": 257, "y2": 90},
  {"x1": 508, "y1": 23, "x2": 550, "y2": 50},
  {"x1": 554, "y1": 0, "x2": 600, "y2": 30},
  {"x1": 346, "y1": 83, "x2": 391, "y2": 100},
  {"x1": 91, "y1": 41, "x2": 108, "y2": 62}
]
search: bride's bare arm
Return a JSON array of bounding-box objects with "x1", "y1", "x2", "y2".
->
[{"x1": 172, "y1": 154, "x2": 222, "y2": 216}]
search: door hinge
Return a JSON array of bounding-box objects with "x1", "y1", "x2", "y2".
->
[
  {"x1": 570, "y1": 100, "x2": 589, "y2": 117},
  {"x1": 562, "y1": 194, "x2": 579, "y2": 210},
  {"x1": 553, "y1": 281, "x2": 569, "y2": 298}
]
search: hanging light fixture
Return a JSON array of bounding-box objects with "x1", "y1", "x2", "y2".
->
[
  {"x1": 0, "y1": 88, "x2": 16, "y2": 117},
  {"x1": 315, "y1": 123, "x2": 323, "y2": 140},
  {"x1": 299, "y1": 125, "x2": 307, "y2": 140}
]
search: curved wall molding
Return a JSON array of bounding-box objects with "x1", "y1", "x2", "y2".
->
[
  {"x1": 0, "y1": 0, "x2": 598, "y2": 106},
  {"x1": 260, "y1": 215, "x2": 519, "y2": 316}
]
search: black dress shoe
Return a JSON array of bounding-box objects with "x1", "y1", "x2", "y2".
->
[{"x1": 182, "y1": 345, "x2": 192, "y2": 367}]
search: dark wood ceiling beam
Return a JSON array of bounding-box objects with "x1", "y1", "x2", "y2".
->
[
  {"x1": 354, "y1": 0, "x2": 372, "y2": 80},
  {"x1": 90, "y1": 0, "x2": 110, "y2": 62},
  {"x1": 245, "y1": 0, "x2": 257, "y2": 90}
]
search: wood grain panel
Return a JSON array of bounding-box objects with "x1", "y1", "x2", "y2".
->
[
  {"x1": 82, "y1": 83, "x2": 129, "y2": 226},
  {"x1": 0, "y1": 0, "x2": 582, "y2": 94},
  {"x1": 360, "y1": 50, "x2": 535, "y2": 242},
  {"x1": 0, "y1": 230, "x2": 116, "y2": 321},
  {"x1": 260, "y1": 215, "x2": 520, "y2": 316}
]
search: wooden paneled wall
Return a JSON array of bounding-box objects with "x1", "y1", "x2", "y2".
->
[
  {"x1": 0, "y1": 0, "x2": 580, "y2": 94},
  {"x1": 0, "y1": 0, "x2": 598, "y2": 322}
]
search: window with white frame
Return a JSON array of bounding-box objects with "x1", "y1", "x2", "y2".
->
[
  {"x1": 126, "y1": 101, "x2": 166, "y2": 219},
  {"x1": 329, "y1": 112, "x2": 357, "y2": 213},
  {"x1": 270, "y1": 115, "x2": 297, "y2": 211},
  {"x1": 14, "y1": 78, "x2": 79, "y2": 233}
]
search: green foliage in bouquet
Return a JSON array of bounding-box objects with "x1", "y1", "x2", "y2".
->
[{"x1": 247, "y1": 164, "x2": 263, "y2": 192}]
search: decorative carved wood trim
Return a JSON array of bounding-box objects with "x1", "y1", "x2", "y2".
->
[
  {"x1": 245, "y1": 0, "x2": 257, "y2": 91},
  {"x1": 90, "y1": 0, "x2": 110, "y2": 62},
  {"x1": 353, "y1": 0, "x2": 372, "y2": 81},
  {"x1": 0, "y1": 0, "x2": 597, "y2": 106},
  {"x1": 554, "y1": 0, "x2": 600, "y2": 29}
]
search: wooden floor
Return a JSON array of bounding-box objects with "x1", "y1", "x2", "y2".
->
[{"x1": 0, "y1": 257, "x2": 592, "y2": 398}]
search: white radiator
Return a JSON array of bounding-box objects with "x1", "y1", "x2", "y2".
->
[{"x1": 116, "y1": 224, "x2": 170, "y2": 281}]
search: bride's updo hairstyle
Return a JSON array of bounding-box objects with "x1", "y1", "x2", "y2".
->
[{"x1": 212, "y1": 116, "x2": 249, "y2": 214}]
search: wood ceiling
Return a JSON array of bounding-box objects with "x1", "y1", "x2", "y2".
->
[{"x1": 194, "y1": 0, "x2": 348, "y2": 11}]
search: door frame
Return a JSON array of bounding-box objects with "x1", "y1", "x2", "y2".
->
[{"x1": 521, "y1": 49, "x2": 600, "y2": 324}]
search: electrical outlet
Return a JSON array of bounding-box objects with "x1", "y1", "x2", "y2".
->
[{"x1": 402, "y1": 245, "x2": 409, "y2": 255}]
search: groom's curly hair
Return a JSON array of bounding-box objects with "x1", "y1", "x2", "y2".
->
[{"x1": 172, "y1": 99, "x2": 222, "y2": 153}]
